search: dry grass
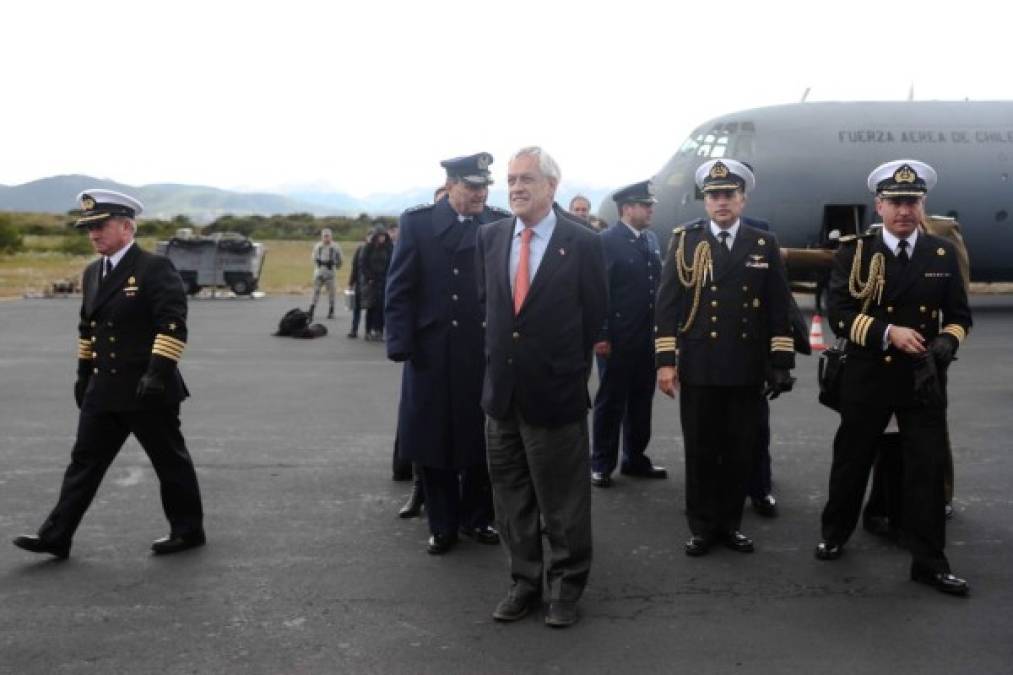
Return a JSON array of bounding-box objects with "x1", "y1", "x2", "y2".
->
[{"x1": 0, "y1": 238, "x2": 354, "y2": 298}]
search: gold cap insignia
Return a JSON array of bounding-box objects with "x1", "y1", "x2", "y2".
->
[
  {"x1": 894, "y1": 165, "x2": 917, "y2": 184},
  {"x1": 757, "y1": 238, "x2": 765, "y2": 246},
  {"x1": 168, "y1": 322, "x2": 177, "y2": 330},
  {"x1": 710, "y1": 162, "x2": 729, "y2": 179},
  {"x1": 81, "y1": 195, "x2": 96, "y2": 211},
  {"x1": 937, "y1": 247, "x2": 946, "y2": 256}
]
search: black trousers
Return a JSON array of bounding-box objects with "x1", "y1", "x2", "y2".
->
[
  {"x1": 487, "y1": 407, "x2": 592, "y2": 602},
  {"x1": 747, "y1": 396, "x2": 772, "y2": 500},
  {"x1": 591, "y1": 345, "x2": 656, "y2": 474},
  {"x1": 680, "y1": 384, "x2": 761, "y2": 537},
  {"x1": 419, "y1": 464, "x2": 493, "y2": 537},
  {"x1": 822, "y1": 400, "x2": 949, "y2": 573},
  {"x1": 38, "y1": 403, "x2": 204, "y2": 547}
]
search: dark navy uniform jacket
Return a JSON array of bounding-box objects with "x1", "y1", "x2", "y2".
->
[
  {"x1": 598, "y1": 221, "x2": 662, "y2": 350},
  {"x1": 828, "y1": 228, "x2": 972, "y2": 407},
  {"x1": 78, "y1": 243, "x2": 189, "y2": 411},
  {"x1": 655, "y1": 220, "x2": 795, "y2": 386},
  {"x1": 385, "y1": 197, "x2": 509, "y2": 469}
]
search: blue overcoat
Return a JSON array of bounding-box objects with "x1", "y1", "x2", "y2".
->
[{"x1": 385, "y1": 197, "x2": 510, "y2": 469}]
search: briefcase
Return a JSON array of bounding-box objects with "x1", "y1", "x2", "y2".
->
[{"x1": 817, "y1": 337, "x2": 847, "y2": 411}]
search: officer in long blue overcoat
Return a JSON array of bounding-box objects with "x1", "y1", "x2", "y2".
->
[{"x1": 385, "y1": 153, "x2": 510, "y2": 554}]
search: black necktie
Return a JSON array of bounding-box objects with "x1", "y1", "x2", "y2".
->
[
  {"x1": 718, "y1": 231, "x2": 731, "y2": 252},
  {"x1": 102, "y1": 257, "x2": 113, "y2": 283},
  {"x1": 896, "y1": 239, "x2": 909, "y2": 266}
]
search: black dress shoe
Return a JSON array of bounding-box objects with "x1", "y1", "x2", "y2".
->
[
  {"x1": 544, "y1": 600, "x2": 578, "y2": 628},
  {"x1": 911, "y1": 568, "x2": 969, "y2": 596},
  {"x1": 346, "y1": 332, "x2": 358, "y2": 339},
  {"x1": 685, "y1": 535, "x2": 711, "y2": 557},
  {"x1": 151, "y1": 531, "x2": 206, "y2": 555},
  {"x1": 751, "y1": 494, "x2": 779, "y2": 518},
  {"x1": 619, "y1": 464, "x2": 668, "y2": 479},
  {"x1": 492, "y1": 589, "x2": 540, "y2": 622},
  {"x1": 12, "y1": 535, "x2": 70, "y2": 559},
  {"x1": 460, "y1": 524, "x2": 500, "y2": 545},
  {"x1": 590, "y1": 471, "x2": 611, "y2": 487},
  {"x1": 814, "y1": 541, "x2": 843, "y2": 560},
  {"x1": 398, "y1": 483, "x2": 424, "y2": 518},
  {"x1": 426, "y1": 533, "x2": 457, "y2": 555},
  {"x1": 723, "y1": 530, "x2": 755, "y2": 553}
]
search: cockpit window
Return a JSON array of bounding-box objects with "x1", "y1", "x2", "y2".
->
[{"x1": 678, "y1": 121, "x2": 755, "y2": 159}]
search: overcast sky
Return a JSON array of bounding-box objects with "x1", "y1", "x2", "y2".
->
[{"x1": 4, "y1": 0, "x2": 1011, "y2": 197}]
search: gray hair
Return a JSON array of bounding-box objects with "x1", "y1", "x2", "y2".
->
[
  {"x1": 321, "y1": 228, "x2": 333, "y2": 237},
  {"x1": 510, "y1": 146, "x2": 561, "y2": 183},
  {"x1": 569, "y1": 194, "x2": 590, "y2": 209}
]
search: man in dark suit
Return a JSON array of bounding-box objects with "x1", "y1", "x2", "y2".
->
[
  {"x1": 815, "y1": 160, "x2": 972, "y2": 596},
  {"x1": 13, "y1": 189, "x2": 205, "y2": 559},
  {"x1": 385, "y1": 153, "x2": 509, "y2": 555},
  {"x1": 591, "y1": 180, "x2": 666, "y2": 487},
  {"x1": 476, "y1": 146, "x2": 607, "y2": 628},
  {"x1": 655, "y1": 159, "x2": 795, "y2": 557}
]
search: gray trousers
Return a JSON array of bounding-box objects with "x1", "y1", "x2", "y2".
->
[
  {"x1": 486, "y1": 407, "x2": 592, "y2": 602},
  {"x1": 311, "y1": 275, "x2": 336, "y2": 308}
]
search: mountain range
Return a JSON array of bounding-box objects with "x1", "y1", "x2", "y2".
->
[{"x1": 0, "y1": 175, "x2": 612, "y2": 223}]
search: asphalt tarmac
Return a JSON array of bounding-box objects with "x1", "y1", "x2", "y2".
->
[{"x1": 1, "y1": 294, "x2": 1011, "y2": 674}]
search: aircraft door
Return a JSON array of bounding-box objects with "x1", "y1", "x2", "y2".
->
[{"x1": 821, "y1": 204, "x2": 866, "y2": 245}]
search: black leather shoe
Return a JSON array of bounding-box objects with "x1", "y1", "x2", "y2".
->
[
  {"x1": 492, "y1": 589, "x2": 540, "y2": 622},
  {"x1": 685, "y1": 535, "x2": 711, "y2": 557},
  {"x1": 751, "y1": 495, "x2": 778, "y2": 518},
  {"x1": 151, "y1": 531, "x2": 206, "y2": 555},
  {"x1": 619, "y1": 464, "x2": 668, "y2": 479},
  {"x1": 460, "y1": 524, "x2": 499, "y2": 545},
  {"x1": 591, "y1": 471, "x2": 611, "y2": 487},
  {"x1": 398, "y1": 484, "x2": 424, "y2": 519},
  {"x1": 544, "y1": 600, "x2": 578, "y2": 628},
  {"x1": 346, "y1": 332, "x2": 358, "y2": 339},
  {"x1": 911, "y1": 568, "x2": 969, "y2": 596},
  {"x1": 426, "y1": 533, "x2": 457, "y2": 555},
  {"x1": 12, "y1": 535, "x2": 70, "y2": 559},
  {"x1": 723, "y1": 530, "x2": 755, "y2": 553},
  {"x1": 814, "y1": 541, "x2": 843, "y2": 561}
]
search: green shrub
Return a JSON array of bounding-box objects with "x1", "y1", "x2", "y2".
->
[
  {"x1": 0, "y1": 214, "x2": 25, "y2": 254},
  {"x1": 59, "y1": 234, "x2": 95, "y2": 255}
]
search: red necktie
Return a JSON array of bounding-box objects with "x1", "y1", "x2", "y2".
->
[{"x1": 514, "y1": 228, "x2": 533, "y2": 315}]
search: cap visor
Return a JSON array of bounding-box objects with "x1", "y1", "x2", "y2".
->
[
  {"x1": 702, "y1": 183, "x2": 742, "y2": 192},
  {"x1": 879, "y1": 190, "x2": 926, "y2": 197},
  {"x1": 462, "y1": 175, "x2": 492, "y2": 186},
  {"x1": 74, "y1": 212, "x2": 111, "y2": 228}
]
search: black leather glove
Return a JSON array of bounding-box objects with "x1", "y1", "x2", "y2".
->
[
  {"x1": 136, "y1": 373, "x2": 166, "y2": 401},
  {"x1": 74, "y1": 376, "x2": 90, "y2": 409},
  {"x1": 763, "y1": 368, "x2": 796, "y2": 400},
  {"x1": 389, "y1": 352, "x2": 410, "y2": 363},
  {"x1": 912, "y1": 353, "x2": 945, "y2": 408},
  {"x1": 928, "y1": 333, "x2": 958, "y2": 367}
]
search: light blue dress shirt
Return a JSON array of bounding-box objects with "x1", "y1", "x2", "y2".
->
[{"x1": 509, "y1": 209, "x2": 557, "y2": 293}]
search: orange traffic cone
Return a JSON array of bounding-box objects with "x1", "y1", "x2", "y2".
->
[{"x1": 809, "y1": 314, "x2": 827, "y2": 351}]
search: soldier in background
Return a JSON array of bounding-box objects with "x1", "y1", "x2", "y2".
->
[
  {"x1": 346, "y1": 232, "x2": 369, "y2": 339},
  {"x1": 655, "y1": 159, "x2": 795, "y2": 557},
  {"x1": 309, "y1": 228, "x2": 342, "y2": 321},
  {"x1": 815, "y1": 159, "x2": 971, "y2": 596},
  {"x1": 568, "y1": 195, "x2": 592, "y2": 220}
]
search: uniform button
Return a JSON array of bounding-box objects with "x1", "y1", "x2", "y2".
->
[
  {"x1": 110, "y1": 369, "x2": 117, "y2": 374},
  {"x1": 90, "y1": 321, "x2": 96, "y2": 327},
  {"x1": 452, "y1": 294, "x2": 458, "y2": 301},
  {"x1": 512, "y1": 332, "x2": 520, "y2": 339},
  {"x1": 887, "y1": 306, "x2": 894, "y2": 313},
  {"x1": 742, "y1": 318, "x2": 748, "y2": 323},
  {"x1": 710, "y1": 300, "x2": 718, "y2": 307},
  {"x1": 648, "y1": 304, "x2": 653, "y2": 309},
  {"x1": 711, "y1": 316, "x2": 718, "y2": 323},
  {"x1": 107, "y1": 322, "x2": 114, "y2": 327},
  {"x1": 742, "y1": 333, "x2": 748, "y2": 339},
  {"x1": 710, "y1": 331, "x2": 718, "y2": 338},
  {"x1": 931, "y1": 310, "x2": 938, "y2": 318},
  {"x1": 109, "y1": 336, "x2": 115, "y2": 343},
  {"x1": 742, "y1": 285, "x2": 748, "y2": 292},
  {"x1": 838, "y1": 320, "x2": 845, "y2": 328},
  {"x1": 615, "y1": 312, "x2": 621, "y2": 318},
  {"x1": 743, "y1": 303, "x2": 748, "y2": 309},
  {"x1": 93, "y1": 368, "x2": 98, "y2": 374},
  {"x1": 110, "y1": 353, "x2": 116, "y2": 359},
  {"x1": 648, "y1": 276, "x2": 653, "y2": 281},
  {"x1": 884, "y1": 355, "x2": 892, "y2": 364},
  {"x1": 507, "y1": 357, "x2": 513, "y2": 365},
  {"x1": 93, "y1": 352, "x2": 99, "y2": 358},
  {"x1": 920, "y1": 324, "x2": 926, "y2": 329},
  {"x1": 710, "y1": 285, "x2": 717, "y2": 292},
  {"x1": 90, "y1": 336, "x2": 96, "y2": 343},
  {"x1": 451, "y1": 320, "x2": 458, "y2": 327},
  {"x1": 453, "y1": 268, "x2": 460, "y2": 275},
  {"x1": 920, "y1": 306, "x2": 927, "y2": 313},
  {"x1": 482, "y1": 321, "x2": 487, "y2": 328}
]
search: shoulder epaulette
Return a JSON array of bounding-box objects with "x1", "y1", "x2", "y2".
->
[
  {"x1": 673, "y1": 218, "x2": 705, "y2": 235},
  {"x1": 928, "y1": 214, "x2": 956, "y2": 222},
  {"x1": 402, "y1": 203, "x2": 433, "y2": 215}
]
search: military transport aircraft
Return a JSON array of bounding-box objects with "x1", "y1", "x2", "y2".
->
[{"x1": 599, "y1": 100, "x2": 1013, "y2": 303}]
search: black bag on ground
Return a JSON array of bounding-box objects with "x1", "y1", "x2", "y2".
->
[
  {"x1": 817, "y1": 337, "x2": 846, "y2": 411},
  {"x1": 274, "y1": 308, "x2": 328, "y2": 339}
]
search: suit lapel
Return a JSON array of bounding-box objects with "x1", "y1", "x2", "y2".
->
[
  {"x1": 518, "y1": 214, "x2": 571, "y2": 315},
  {"x1": 887, "y1": 232, "x2": 931, "y2": 301},
  {"x1": 87, "y1": 244, "x2": 139, "y2": 317},
  {"x1": 495, "y1": 218, "x2": 515, "y2": 305},
  {"x1": 84, "y1": 259, "x2": 102, "y2": 316},
  {"x1": 721, "y1": 225, "x2": 755, "y2": 280}
]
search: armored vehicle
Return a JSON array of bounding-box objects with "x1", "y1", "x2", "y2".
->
[{"x1": 155, "y1": 229, "x2": 266, "y2": 296}]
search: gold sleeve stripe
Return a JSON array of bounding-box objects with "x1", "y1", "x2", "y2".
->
[
  {"x1": 78, "y1": 339, "x2": 94, "y2": 359},
  {"x1": 771, "y1": 336, "x2": 794, "y2": 352},
  {"x1": 850, "y1": 314, "x2": 873, "y2": 346},
  {"x1": 942, "y1": 324, "x2": 967, "y2": 344},
  {"x1": 154, "y1": 334, "x2": 186, "y2": 350},
  {"x1": 152, "y1": 340, "x2": 184, "y2": 357},
  {"x1": 655, "y1": 337, "x2": 677, "y2": 352},
  {"x1": 152, "y1": 347, "x2": 182, "y2": 361}
]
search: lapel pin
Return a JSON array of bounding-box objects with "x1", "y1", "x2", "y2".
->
[
  {"x1": 937, "y1": 247, "x2": 945, "y2": 256},
  {"x1": 559, "y1": 248, "x2": 566, "y2": 256},
  {"x1": 757, "y1": 238, "x2": 766, "y2": 246}
]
